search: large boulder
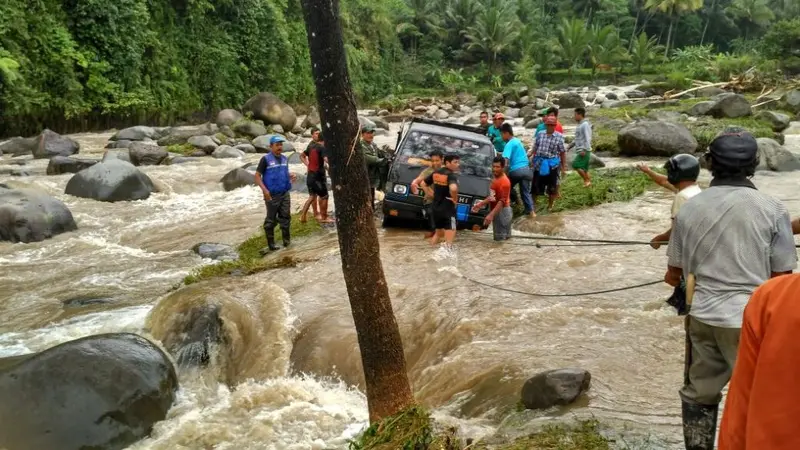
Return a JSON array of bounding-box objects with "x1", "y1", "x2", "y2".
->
[
  {"x1": 521, "y1": 368, "x2": 592, "y2": 410},
  {"x1": 102, "y1": 149, "x2": 132, "y2": 163},
  {"x1": 358, "y1": 116, "x2": 377, "y2": 130},
  {"x1": 212, "y1": 145, "x2": 245, "y2": 159},
  {"x1": 220, "y1": 166, "x2": 257, "y2": 191},
  {"x1": 300, "y1": 107, "x2": 321, "y2": 129},
  {"x1": 556, "y1": 93, "x2": 584, "y2": 109},
  {"x1": 129, "y1": 141, "x2": 167, "y2": 166},
  {"x1": 232, "y1": 120, "x2": 268, "y2": 139},
  {"x1": 65, "y1": 159, "x2": 155, "y2": 202},
  {"x1": 112, "y1": 126, "x2": 157, "y2": 141},
  {"x1": 46, "y1": 156, "x2": 98, "y2": 175},
  {"x1": 106, "y1": 139, "x2": 133, "y2": 149},
  {"x1": 757, "y1": 138, "x2": 800, "y2": 172},
  {"x1": 707, "y1": 93, "x2": 752, "y2": 118},
  {"x1": 780, "y1": 89, "x2": 800, "y2": 114},
  {"x1": 618, "y1": 121, "x2": 698, "y2": 157},
  {"x1": 188, "y1": 135, "x2": 219, "y2": 154},
  {"x1": 0, "y1": 137, "x2": 37, "y2": 156},
  {"x1": 157, "y1": 123, "x2": 217, "y2": 146},
  {"x1": 235, "y1": 143, "x2": 256, "y2": 154},
  {"x1": 216, "y1": 109, "x2": 243, "y2": 127},
  {"x1": 0, "y1": 186, "x2": 77, "y2": 243},
  {"x1": 242, "y1": 92, "x2": 298, "y2": 131},
  {"x1": 32, "y1": 129, "x2": 80, "y2": 159},
  {"x1": 689, "y1": 101, "x2": 715, "y2": 117},
  {"x1": 371, "y1": 117, "x2": 390, "y2": 130},
  {"x1": 755, "y1": 111, "x2": 791, "y2": 132},
  {"x1": 0, "y1": 333, "x2": 178, "y2": 450},
  {"x1": 252, "y1": 135, "x2": 295, "y2": 153}
]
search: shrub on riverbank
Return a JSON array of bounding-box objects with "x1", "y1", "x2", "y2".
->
[{"x1": 184, "y1": 214, "x2": 322, "y2": 285}]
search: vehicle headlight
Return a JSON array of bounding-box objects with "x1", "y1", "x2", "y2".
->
[{"x1": 393, "y1": 184, "x2": 408, "y2": 195}]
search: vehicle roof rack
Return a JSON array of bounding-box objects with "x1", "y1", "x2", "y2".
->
[{"x1": 409, "y1": 117, "x2": 485, "y2": 136}]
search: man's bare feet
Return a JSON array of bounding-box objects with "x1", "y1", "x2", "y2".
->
[
  {"x1": 584, "y1": 181, "x2": 591, "y2": 187},
  {"x1": 299, "y1": 214, "x2": 308, "y2": 223}
]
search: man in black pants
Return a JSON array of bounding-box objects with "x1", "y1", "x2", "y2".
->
[
  {"x1": 414, "y1": 154, "x2": 460, "y2": 247},
  {"x1": 255, "y1": 136, "x2": 297, "y2": 253}
]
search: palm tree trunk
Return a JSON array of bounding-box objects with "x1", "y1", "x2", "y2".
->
[
  {"x1": 664, "y1": 14, "x2": 674, "y2": 57},
  {"x1": 700, "y1": 0, "x2": 717, "y2": 45},
  {"x1": 300, "y1": 0, "x2": 415, "y2": 423},
  {"x1": 629, "y1": 10, "x2": 641, "y2": 51}
]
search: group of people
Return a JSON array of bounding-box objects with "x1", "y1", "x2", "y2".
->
[
  {"x1": 477, "y1": 107, "x2": 594, "y2": 218},
  {"x1": 638, "y1": 130, "x2": 800, "y2": 450}
]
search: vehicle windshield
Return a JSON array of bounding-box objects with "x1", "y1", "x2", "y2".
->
[{"x1": 395, "y1": 130, "x2": 494, "y2": 178}]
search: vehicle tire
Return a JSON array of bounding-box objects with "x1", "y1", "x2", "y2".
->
[{"x1": 382, "y1": 215, "x2": 398, "y2": 228}]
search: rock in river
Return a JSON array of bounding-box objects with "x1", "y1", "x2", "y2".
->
[
  {"x1": 216, "y1": 109, "x2": 243, "y2": 127},
  {"x1": 618, "y1": 121, "x2": 698, "y2": 157},
  {"x1": 102, "y1": 149, "x2": 132, "y2": 163},
  {"x1": 242, "y1": 92, "x2": 298, "y2": 131},
  {"x1": 112, "y1": 126, "x2": 157, "y2": 142},
  {"x1": 0, "y1": 185, "x2": 77, "y2": 243},
  {"x1": 232, "y1": 120, "x2": 268, "y2": 139},
  {"x1": 755, "y1": 111, "x2": 791, "y2": 132},
  {"x1": 556, "y1": 92, "x2": 584, "y2": 109},
  {"x1": 220, "y1": 166, "x2": 257, "y2": 191},
  {"x1": 129, "y1": 142, "x2": 168, "y2": 166},
  {"x1": 65, "y1": 159, "x2": 155, "y2": 202},
  {"x1": 0, "y1": 333, "x2": 178, "y2": 450},
  {"x1": 0, "y1": 136, "x2": 37, "y2": 156},
  {"x1": 193, "y1": 242, "x2": 239, "y2": 262},
  {"x1": 32, "y1": 129, "x2": 80, "y2": 159},
  {"x1": 252, "y1": 135, "x2": 295, "y2": 153},
  {"x1": 188, "y1": 135, "x2": 219, "y2": 154},
  {"x1": 706, "y1": 93, "x2": 752, "y2": 118},
  {"x1": 757, "y1": 138, "x2": 800, "y2": 172},
  {"x1": 521, "y1": 368, "x2": 592, "y2": 410},
  {"x1": 212, "y1": 145, "x2": 245, "y2": 159},
  {"x1": 47, "y1": 156, "x2": 98, "y2": 175}
]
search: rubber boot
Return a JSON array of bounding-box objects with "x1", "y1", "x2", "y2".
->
[
  {"x1": 682, "y1": 401, "x2": 718, "y2": 450},
  {"x1": 281, "y1": 228, "x2": 291, "y2": 248}
]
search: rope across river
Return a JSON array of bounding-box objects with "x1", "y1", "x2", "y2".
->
[{"x1": 455, "y1": 233, "x2": 800, "y2": 297}]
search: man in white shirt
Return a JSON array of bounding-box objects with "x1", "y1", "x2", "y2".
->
[{"x1": 650, "y1": 154, "x2": 702, "y2": 249}]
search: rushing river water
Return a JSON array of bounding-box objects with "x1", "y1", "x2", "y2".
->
[{"x1": 1, "y1": 119, "x2": 799, "y2": 449}]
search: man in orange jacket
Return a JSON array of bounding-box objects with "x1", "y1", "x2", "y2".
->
[{"x1": 718, "y1": 273, "x2": 800, "y2": 450}]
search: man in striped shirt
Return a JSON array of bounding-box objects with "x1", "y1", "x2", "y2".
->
[{"x1": 531, "y1": 116, "x2": 566, "y2": 212}]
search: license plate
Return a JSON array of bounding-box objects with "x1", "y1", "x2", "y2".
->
[{"x1": 458, "y1": 195, "x2": 471, "y2": 204}]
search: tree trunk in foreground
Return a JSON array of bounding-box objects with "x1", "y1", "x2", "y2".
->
[{"x1": 299, "y1": 0, "x2": 415, "y2": 423}]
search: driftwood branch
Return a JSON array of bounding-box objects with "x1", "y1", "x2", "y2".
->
[{"x1": 666, "y1": 81, "x2": 728, "y2": 99}]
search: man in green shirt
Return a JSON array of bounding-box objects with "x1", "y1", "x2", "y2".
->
[
  {"x1": 359, "y1": 124, "x2": 387, "y2": 208},
  {"x1": 410, "y1": 149, "x2": 444, "y2": 238},
  {"x1": 487, "y1": 112, "x2": 506, "y2": 154}
]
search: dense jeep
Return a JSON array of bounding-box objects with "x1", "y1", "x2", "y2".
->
[{"x1": 382, "y1": 118, "x2": 494, "y2": 230}]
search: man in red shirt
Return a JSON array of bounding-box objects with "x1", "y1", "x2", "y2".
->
[
  {"x1": 299, "y1": 128, "x2": 332, "y2": 223},
  {"x1": 473, "y1": 156, "x2": 512, "y2": 240}
]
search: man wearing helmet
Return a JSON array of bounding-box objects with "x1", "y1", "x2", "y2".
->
[
  {"x1": 650, "y1": 154, "x2": 702, "y2": 250},
  {"x1": 664, "y1": 131, "x2": 797, "y2": 450}
]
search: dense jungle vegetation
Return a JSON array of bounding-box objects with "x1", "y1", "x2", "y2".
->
[{"x1": 1, "y1": 0, "x2": 799, "y2": 136}]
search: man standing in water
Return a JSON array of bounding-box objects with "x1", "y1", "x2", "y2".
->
[
  {"x1": 531, "y1": 115, "x2": 566, "y2": 213},
  {"x1": 299, "y1": 128, "x2": 332, "y2": 223},
  {"x1": 569, "y1": 107, "x2": 592, "y2": 187},
  {"x1": 410, "y1": 149, "x2": 444, "y2": 239},
  {"x1": 500, "y1": 123, "x2": 534, "y2": 217},
  {"x1": 359, "y1": 124, "x2": 387, "y2": 208},
  {"x1": 412, "y1": 154, "x2": 460, "y2": 246},
  {"x1": 477, "y1": 111, "x2": 491, "y2": 135},
  {"x1": 487, "y1": 113, "x2": 506, "y2": 155},
  {"x1": 472, "y1": 156, "x2": 512, "y2": 240},
  {"x1": 665, "y1": 131, "x2": 797, "y2": 450},
  {"x1": 255, "y1": 136, "x2": 297, "y2": 253}
]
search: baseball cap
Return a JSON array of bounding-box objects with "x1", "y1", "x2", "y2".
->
[
  {"x1": 269, "y1": 136, "x2": 286, "y2": 145},
  {"x1": 538, "y1": 108, "x2": 549, "y2": 116},
  {"x1": 362, "y1": 124, "x2": 376, "y2": 133},
  {"x1": 707, "y1": 132, "x2": 758, "y2": 167}
]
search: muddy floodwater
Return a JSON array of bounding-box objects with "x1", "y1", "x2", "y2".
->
[{"x1": 1, "y1": 121, "x2": 799, "y2": 449}]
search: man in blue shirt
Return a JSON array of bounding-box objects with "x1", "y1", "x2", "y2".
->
[
  {"x1": 500, "y1": 123, "x2": 534, "y2": 216},
  {"x1": 255, "y1": 136, "x2": 297, "y2": 252},
  {"x1": 487, "y1": 113, "x2": 506, "y2": 155}
]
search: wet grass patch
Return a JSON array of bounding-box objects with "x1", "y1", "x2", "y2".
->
[
  {"x1": 184, "y1": 214, "x2": 323, "y2": 285},
  {"x1": 167, "y1": 143, "x2": 196, "y2": 155},
  {"x1": 511, "y1": 167, "x2": 661, "y2": 217},
  {"x1": 347, "y1": 407, "x2": 611, "y2": 450}
]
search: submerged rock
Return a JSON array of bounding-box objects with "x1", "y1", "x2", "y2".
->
[
  {"x1": 46, "y1": 156, "x2": 98, "y2": 175},
  {"x1": 0, "y1": 186, "x2": 77, "y2": 243},
  {"x1": 521, "y1": 368, "x2": 592, "y2": 410},
  {"x1": 65, "y1": 159, "x2": 155, "y2": 202},
  {"x1": 0, "y1": 333, "x2": 178, "y2": 450},
  {"x1": 192, "y1": 242, "x2": 239, "y2": 261}
]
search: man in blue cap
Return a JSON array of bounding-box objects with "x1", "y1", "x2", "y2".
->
[{"x1": 255, "y1": 135, "x2": 297, "y2": 253}]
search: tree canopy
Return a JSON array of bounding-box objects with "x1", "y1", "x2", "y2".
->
[{"x1": 1, "y1": 0, "x2": 798, "y2": 136}]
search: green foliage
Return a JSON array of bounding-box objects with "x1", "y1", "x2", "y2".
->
[
  {"x1": 184, "y1": 213, "x2": 323, "y2": 285},
  {"x1": 762, "y1": 19, "x2": 800, "y2": 73},
  {"x1": 588, "y1": 25, "x2": 628, "y2": 79},
  {"x1": 167, "y1": 143, "x2": 197, "y2": 155},
  {"x1": 474, "y1": 420, "x2": 611, "y2": 449},
  {"x1": 629, "y1": 33, "x2": 664, "y2": 74},
  {"x1": 557, "y1": 18, "x2": 592, "y2": 79}
]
